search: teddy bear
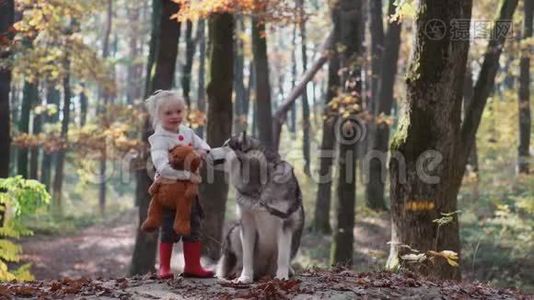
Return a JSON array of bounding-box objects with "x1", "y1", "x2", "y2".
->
[{"x1": 141, "y1": 145, "x2": 202, "y2": 236}]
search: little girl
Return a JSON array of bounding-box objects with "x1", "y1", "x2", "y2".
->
[{"x1": 145, "y1": 90, "x2": 214, "y2": 279}]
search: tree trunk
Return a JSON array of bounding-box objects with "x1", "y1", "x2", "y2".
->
[
  {"x1": 233, "y1": 15, "x2": 246, "y2": 134},
  {"x1": 247, "y1": 61, "x2": 254, "y2": 134},
  {"x1": 143, "y1": 0, "x2": 162, "y2": 100},
  {"x1": 369, "y1": 0, "x2": 384, "y2": 112},
  {"x1": 182, "y1": 20, "x2": 196, "y2": 107},
  {"x1": 276, "y1": 74, "x2": 283, "y2": 111},
  {"x1": 198, "y1": 12, "x2": 233, "y2": 260},
  {"x1": 0, "y1": 0, "x2": 14, "y2": 227},
  {"x1": 299, "y1": 0, "x2": 311, "y2": 176},
  {"x1": 463, "y1": 66, "x2": 478, "y2": 173},
  {"x1": 195, "y1": 19, "x2": 206, "y2": 138},
  {"x1": 52, "y1": 53, "x2": 72, "y2": 215},
  {"x1": 331, "y1": 0, "x2": 364, "y2": 266},
  {"x1": 41, "y1": 86, "x2": 60, "y2": 191},
  {"x1": 459, "y1": 0, "x2": 518, "y2": 175},
  {"x1": 9, "y1": 84, "x2": 17, "y2": 177},
  {"x1": 312, "y1": 52, "x2": 339, "y2": 234},
  {"x1": 130, "y1": 119, "x2": 157, "y2": 276},
  {"x1": 127, "y1": 2, "x2": 142, "y2": 105},
  {"x1": 79, "y1": 84, "x2": 88, "y2": 127},
  {"x1": 386, "y1": 0, "x2": 505, "y2": 280},
  {"x1": 289, "y1": 22, "x2": 297, "y2": 135},
  {"x1": 29, "y1": 82, "x2": 42, "y2": 180},
  {"x1": 130, "y1": 0, "x2": 181, "y2": 276},
  {"x1": 98, "y1": 0, "x2": 113, "y2": 216},
  {"x1": 252, "y1": 18, "x2": 273, "y2": 149},
  {"x1": 365, "y1": 0, "x2": 401, "y2": 211},
  {"x1": 153, "y1": 0, "x2": 181, "y2": 90},
  {"x1": 518, "y1": 0, "x2": 532, "y2": 174},
  {"x1": 17, "y1": 81, "x2": 37, "y2": 178},
  {"x1": 0, "y1": 0, "x2": 14, "y2": 182}
]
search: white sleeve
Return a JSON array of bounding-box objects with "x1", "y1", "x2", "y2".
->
[
  {"x1": 149, "y1": 135, "x2": 191, "y2": 180},
  {"x1": 192, "y1": 130, "x2": 211, "y2": 151}
]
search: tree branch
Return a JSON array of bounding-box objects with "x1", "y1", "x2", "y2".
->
[
  {"x1": 272, "y1": 31, "x2": 334, "y2": 151},
  {"x1": 459, "y1": 0, "x2": 518, "y2": 164}
]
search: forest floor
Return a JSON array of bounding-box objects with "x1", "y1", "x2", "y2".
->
[
  {"x1": 16, "y1": 208, "x2": 392, "y2": 281},
  {"x1": 3, "y1": 209, "x2": 530, "y2": 299},
  {"x1": 1, "y1": 268, "x2": 529, "y2": 299}
]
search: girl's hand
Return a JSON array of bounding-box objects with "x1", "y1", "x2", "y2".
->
[
  {"x1": 198, "y1": 149, "x2": 209, "y2": 159},
  {"x1": 190, "y1": 173, "x2": 202, "y2": 184}
]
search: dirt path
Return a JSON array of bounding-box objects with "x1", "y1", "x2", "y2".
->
[
  {"x1": 18, "y1": 209, "x2": 392, "y2": 281},
  {"x1": 19, "y1": 210, "x2": 138, "y2": 280}
]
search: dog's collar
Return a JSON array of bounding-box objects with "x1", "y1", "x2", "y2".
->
[
  {"x1": 259, "y1": 199, "x2": 301, "y2": 219},
  {"x1": 236, "y1": 183, "x2": 302, "y2": 220}
]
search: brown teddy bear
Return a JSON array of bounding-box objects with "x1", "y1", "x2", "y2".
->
[{"x1": 141, "y1": 145, "x2": 202, "y2": 235}]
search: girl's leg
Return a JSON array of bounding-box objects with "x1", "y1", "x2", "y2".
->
[
  {"x1": 182, "y1": 198, "x2": 214, "y2": 278},
  {"x1": 158, "y1": 209, "x2": 180, "y2": 279}
]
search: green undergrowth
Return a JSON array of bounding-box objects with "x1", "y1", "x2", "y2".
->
[{"x1": 459, "y1": 93, "x2": 534, "y2": 292}]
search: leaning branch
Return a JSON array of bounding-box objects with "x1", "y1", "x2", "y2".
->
[
  {"x1": 272, "y1": 31, "x2": 334, "y2": 151},
  {"x1": 459, "y1": 0, "x2": 518, "y2": 165}
]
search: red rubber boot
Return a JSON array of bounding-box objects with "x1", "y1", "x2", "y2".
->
[
  {"x1": 158, "y1": 242, "x2": 174, "y2": 279},
  {"x1": 182, "y1": 241, "x2": 214, "y2": 278}
]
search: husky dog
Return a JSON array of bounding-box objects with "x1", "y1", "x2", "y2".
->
[{"x1": 216, "y1": 133, "x2": 305, "y2": 283}]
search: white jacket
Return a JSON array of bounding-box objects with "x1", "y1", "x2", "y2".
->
[{"x1": 148, "y1": 124, "x2": 210, "y2": 180}]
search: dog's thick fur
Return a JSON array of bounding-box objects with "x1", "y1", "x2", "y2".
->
[
  {"x1": 216, "y1": 133, "x2": 305, "y2": 283},
  {"x1": 141, "y1": 145, "x2": 201, "y2": 235}
]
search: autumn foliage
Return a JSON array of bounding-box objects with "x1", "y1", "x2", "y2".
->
[{"x1": 172, "y1": 0, "x2": 297, "y2": 23}]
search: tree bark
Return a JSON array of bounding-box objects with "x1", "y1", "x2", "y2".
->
[
  {"x1": 98, "y1": 0, "x2": 113, "y2": 216},
  {"x1": 41, "y1": 86, "x2": 60, "y2": 191},
  {"x1": 290, "y1": 21, "x2": 297, "y2": 134},
  {"x1": 252, "y1": 18, "x2": 273, "y2": 149},
  {"x1": 247, "y1": 61, "x2": 255, "y2": 135},
  {"x1": 365, "y1": 0, "x2": 401, "y2": 211},
  {"x1": 52, "y1": 52, "x2": 72, "y2": 215},
  {"x1": 463, "y1": 66, "x2": 478, "y2": 173},
  {"x1": 182, "y1": 20, "x2": 196, "y2": 107},
  {"x1": 29, "y1": 83, "x2": 42, "y2": 180},
  {"x1": 518, "y1": 0, "x2": 532, "y2": 173},
  {"x1": 126, "y1": 1, "x2": 143, "y2": 105},
  {"x1": 195, "y1": 19, "x2": 206, "y2": 138},
  {"x1": 143, "y1": 0, "x2": 162, "y2": 100},
  {"x1": 17, "y1": 80, "x2": 37, "y2": 178},
  {"x1": 299, "y1": 0, "x2": 311, "y2": 176},
  {"x1": 153, "y1": 1, "x2": 181, "y2": 90},
  {"x1": 386, "y1": 0, "x2": 478, "y2": 280},
  {"x1": 331, "y1": 0, "x2": 364, "y2": 266},
  {"x1": 130, "y1": 0, "x2": 181, "y2": 276},
  {"x1": 233, "y1": 15, "x2": 246, "y2": 134},
  {"x1": 79, "y1": 84, "x2": 88, "y2": 127},
  {"x1": 0, "y1": 0, "x2": 14, "y2": 182},
  {"x1": 311, "y1": 44, "x2": 339, "y2": 234},
  {"x1": 199, "y1": 13, "x2": 233, "y2": 260},
  {"x1": 369, "y1": 0, "x2": 385, "y2": 112}
]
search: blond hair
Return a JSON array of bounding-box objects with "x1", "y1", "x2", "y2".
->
[{"x1": 144, "y1": 90, "x2": 186, "y2": 128}]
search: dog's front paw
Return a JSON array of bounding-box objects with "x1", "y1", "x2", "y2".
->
[
  {"x1": 234, "y1": 275, "x2": 253, "y2": 284},
  {"x1": 275, "y1": 270, "x2": 289, "y2": 280}
]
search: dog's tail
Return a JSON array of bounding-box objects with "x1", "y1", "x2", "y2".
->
[{"x1": 216, "y1": 223, "x2": 239, "y2": 279}]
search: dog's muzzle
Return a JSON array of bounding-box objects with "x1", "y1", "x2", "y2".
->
[{"x1": 207, "y1": 146, "x2": 231, "y2": 165}]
